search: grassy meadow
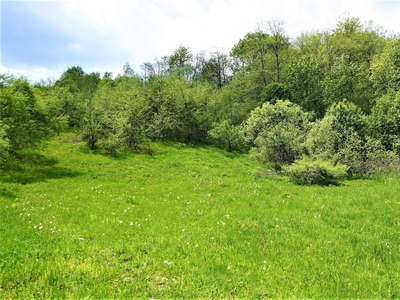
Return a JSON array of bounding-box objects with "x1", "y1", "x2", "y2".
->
[{"x1": 1, "y1": 132, "x2": 400, "y2": 298}]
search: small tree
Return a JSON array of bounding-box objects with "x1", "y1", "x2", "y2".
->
[
  {"x1": 244, "y1": 100, "x2": 310, "y2": 164},
  {"x1": 209, "y1": 120, "x2": 245, "y2": 152}
]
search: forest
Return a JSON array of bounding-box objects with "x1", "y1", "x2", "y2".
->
[{"x1": 1, "y1": 16, "x2": 400, "y2": 183}]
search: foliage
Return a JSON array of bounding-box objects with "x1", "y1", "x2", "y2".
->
[
  {"x1": 209, "y1": 120, "x2": 245, "y2": 152},
  {"x1": 261, "y1": 82, "x2": 291, "y2": 104},
  {"x1": 368, "y1": 91, "x2": 400, "y2": 151},
  {"x1": 306, "y1": 115, "x2": 339, "y2": 160},
  {"x1": 322, "y1": 54, "x2": 364, "y2": 108},
  {"x1": 0, "y1": 75, "x2": 52, "y2": 153},
  {"x1": 326, "y1": 100, "x2": 367, "y2": 140},
  {"x1": 287, "y1": 156, "x2": 348, "y2": 185},
  {"x1": 244, "y1": 100, "x2": 309, "y2": 164},
  {"x1": 370, "y1": 38, "x2": 400, "y2": 96},
  {"x1": 286, "y1": 55, "x2": 325, "y2": 117},
  {"x1": 335, "y1": 135, "x2": 399, "y2": 176},
  {"x1": 0, "y1": 121, "x2": 10, "y2": 166}
]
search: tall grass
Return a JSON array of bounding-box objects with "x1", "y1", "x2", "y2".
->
[{"x1": 1, "y1": 132, "x2": 400, "y2": 298}]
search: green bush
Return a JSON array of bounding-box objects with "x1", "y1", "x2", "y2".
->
[
  {"x1": 244, "y1": 100, "x2": 310, "y2": 164},
  {"x1": 287, "y1": 156, "x2": 348, "y2": 185},
  {"x1": 0, "y1": 121, "x2": 10, "y2": 166}
]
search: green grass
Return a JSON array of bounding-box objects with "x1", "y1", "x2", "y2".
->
[{"x1": 1, "y1": 132, "x2": 400, "y2": 298}]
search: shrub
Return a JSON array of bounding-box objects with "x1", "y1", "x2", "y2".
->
[
  {"x1": 209, "y1": 120, "x2": 245, "y2": 152},
  {"x1": 244, "y1": 100, "x2": 310, "y2": 164},
  {"x1": 287, "y1": 156, "x2": 348, "y2": 185},
  {"x1": 102, "y1": 133, "x2": 123, "y2": 157},
  {"x1": 0, "y1": 121, "x2": 10, "y2": 166},
  {"x1": 363, "y1": 138, "x2": 400, "y2": 175}
]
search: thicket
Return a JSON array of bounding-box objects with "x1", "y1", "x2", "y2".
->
[{"x1": 1, "y1": 16, "x2": 400, "y2": 183}]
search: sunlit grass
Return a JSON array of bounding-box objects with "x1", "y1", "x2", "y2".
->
[{"x1": 1, "y1": 132, "x2": 400, "y2": 298}]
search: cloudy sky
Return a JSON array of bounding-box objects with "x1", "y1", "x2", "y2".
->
[{"x1": 1, "y1": 0, "x2": 400, "y2": 82}]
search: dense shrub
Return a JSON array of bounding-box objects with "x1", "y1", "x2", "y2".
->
[
  {"x1": 287, "y1": 156, "x2": 348, "y2": 185},
  {"x1": 0, "y1": 121, "x2": 9, "y2": 166},
  {"x1": 368, "y1": 91, "x2": 400, "y2": 152},
  {"x1": 209, "y1": 120, "x2": 246, "y2": 152},
  {"x1": 306, "y1": 115, "x2": 339, "y2": 160},
  {"x1": 244, "y1": 100, "x2": 310, "y2": 164}
]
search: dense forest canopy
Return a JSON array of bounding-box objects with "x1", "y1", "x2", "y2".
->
[{"x1": 1, "y1": 16, "x2": 400, "y2": 182}]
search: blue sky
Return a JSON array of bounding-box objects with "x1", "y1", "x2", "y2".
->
[{"x1": 2, "y1": 0, "x2": 400, "y2": 82}]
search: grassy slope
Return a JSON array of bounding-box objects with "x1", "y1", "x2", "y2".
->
[{"x1": 1, "y1": 132, "x2": 400, "y2": 298}]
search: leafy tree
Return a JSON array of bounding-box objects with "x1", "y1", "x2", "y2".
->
[
  {"x1": 322, "y1": 54, "x2": 364, "y2": 108},
  {"x1": 122, "y1": 62, "x2": 136, "y2": 77},
  {"x1": 168, "y1": 45, "x2": 194, "y2": 80},
  {"x1": 306, "y1": 100, "x2": 366, "y2": 159},
  {"x1": 326, "y1": 100, "x2": 367, "y2": 139},
  {"x1": 368, "y1": 91, "x2": 400, "y2": 152},
  {"x1": 194, "y1": 51, "x2": 232, "y2": 89},
  {"x1": 56, "y1": 66, "x2": 85, "y2": 93},
  {"x1": 0, "y1": 75, "x2": 52, "y2": 152},
  {"x1": 209, "y1": 120, "x2": 244, "y2": 152},
  {"x1": 244, "y1": 100, "x2": 309, "y2": 164},
  {"x1": 370, "y1": 38, "x2": 400, "y2": 96},
  {"x1": 306, "y1": 100, "x2": 396, "y2": 175},
  {"x1": 286, "y1": 55, "x2": 325, "y2": 117},
  {"x1": 265, "y1": 19, "x2": 292, "y2": 83},
  {"x1": 231, "y1": 31, "x2": 274, "y2": 88},
  {"x1": 305, "y1": 115, "x2": 339, "y2": 160}
]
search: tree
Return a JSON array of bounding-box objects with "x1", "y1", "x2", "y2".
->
[
  {"x1": 194, "y1": 51, "x2": 232, "y2": 89},
  {"x1": 168, "y1": 45, "x2": 194, "y2": 80},
  {"x1": 261, "y1": 82, "x2": 291, "y2": 105},
  {"x1": 322, "y1": 54, "x2": 364, "y2": 108},
  {"x1": 370, "y1": 38, "x2": 400, "y2": 97},
  {"x1": 286, "y1": 55, "x2": 325, "y2": 117},
  {"x1": 265, "y1": 19, "x2": 291, "y2": 83},
  {"x1": 368, "y1": 91, "x2": 400, "y2": 152},
  {"x1": 122, "y1": 62, "x2": 136, "y2": 77},
  {"x1": 209, "y1": 120, "x2": 244, "y2": 152},
  {"x1": 243, "y1": 100, "x2": 310, "y2": 164},
  {"x1": 56, "y1": 66, "x2": 85, "y2": 93},
  {"x1": 0, "y1": 75, "x2": 52, "y2": 153}
]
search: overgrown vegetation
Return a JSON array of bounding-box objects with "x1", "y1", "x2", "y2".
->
[
  {"x1": 2, "y1": 16, "x2": 400, "y2": 180},
  {"x1": 1, "y1": 15, "x2": 400, "y2": 298}
]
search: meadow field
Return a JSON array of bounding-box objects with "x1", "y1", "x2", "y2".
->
[{"x1": 1, "y1": 132, "x2": 400, "y2": 298}]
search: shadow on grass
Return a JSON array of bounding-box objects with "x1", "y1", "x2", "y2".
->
[
  {"x1": 0, "y1": 152, "x2": 81, "y2": 185},
  {"x1": 0, "y1": 188, "x2": 17, "y2": 199}
]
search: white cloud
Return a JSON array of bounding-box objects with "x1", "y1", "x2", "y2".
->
[
  {"x1": 4, "y1": 0, "x2": 400, "y2": 80},
  {"x1": 0, "y1": 63, "x2": 62, "y2": 82}
]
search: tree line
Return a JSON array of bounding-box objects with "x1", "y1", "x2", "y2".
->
[{"x1": 1, "y1": 16, "x2": 400, "y2": 182}]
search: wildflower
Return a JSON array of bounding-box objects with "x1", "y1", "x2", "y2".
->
[{"x1": 227, "y1": 266, "x2": 231, "y2": 270}]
